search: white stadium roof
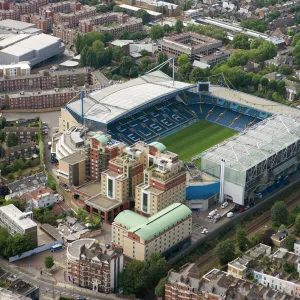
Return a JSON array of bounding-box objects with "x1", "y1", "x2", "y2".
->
[
  {"x1": 197, "y1": 115, "x2": 300, "y2": 172},
  {"x1": 67, "y1": 71, "x2": 193, "y2": 125}
]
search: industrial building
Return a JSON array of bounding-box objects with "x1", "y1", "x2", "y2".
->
[
  {"x1": 0, "y1": 34, "x2": 65, "y2": 66},
  {"x1": 67, "y1": 238, "x2": 123, "y2": 293},
  {"x1": 0, "y1": 204, "x2": 37, "y2": 246},
  {"x1": 112, "y1": 203, "x2": 192, "y2": 261}
]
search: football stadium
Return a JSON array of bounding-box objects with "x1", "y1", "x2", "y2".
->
[{"x1": 63, "y1": 70, "x2": 300, "y2": 208}]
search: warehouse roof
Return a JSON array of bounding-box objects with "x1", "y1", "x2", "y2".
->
[
  {"x1": 0, "y1": 33, "x2": 29, "y2": 49},
  {"x1": 66, "y1": 71, "x2": 193, "y2": 125},
  {"x1": 0, "y1": 19, "x2": 36, "y2": 31},
  {"x1": 210, "y1": 86, "x2": 300, "y2": 117},
  {"x1": 114, "y1": 203, "x2": 192, "y2": 241},
  {"x1": 196, "y1": 115, "x2": 300, "y2": 172}
]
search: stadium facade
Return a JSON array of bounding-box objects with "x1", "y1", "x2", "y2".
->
[{"x1": 60, "y1": 71, "x2": 300, "y2": 208}]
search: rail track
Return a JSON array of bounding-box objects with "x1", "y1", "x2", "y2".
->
[{"x1": 193, "y1": 189, "x2": 300, "y2": 274}]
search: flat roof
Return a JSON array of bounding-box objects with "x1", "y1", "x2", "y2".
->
[
  {"x1": 67, "y1": 70, "x2": 193, "y2": 125},
  {"x1": 114, "y1": 203, "x2": 191, "y2": 241},
  {"x1": 85, "y1": 194, "x2": 121, "y2": 211},
  {"x1": 209, "y1": 86, "x2": 300, "y2": 117},
  {"x1": 60, "y1": 152, "x2": 85, "y2": 165},
  {"x1": 0, "y1": 19, "x2": 36, "y2": 31},
  {"x1": 198, "y1": 115, "x2": 300, "y2": 172},
  {"x1": 60, "y1": 60, "x2": 79, "y2": 67},
  {"x1": 0, "y1": 204, "x2": 36, "y2": 230},
  {"x1": 0, "y1": 33, "x2": 29, "y2": 49}
]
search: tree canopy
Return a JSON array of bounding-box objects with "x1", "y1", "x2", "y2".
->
[
  {"x1": 271, "y1": 201, "x2": 288, "y2": 227},
  {"x1": 7, "y1": 132, "x2": 19, "y2": 147},
  {"x1": 174, "y1": 20, "x2": 184, "y2": 34},
  {"x1": 149, "y1": 25, "x2": 164, "y2": 40},
  {"x1": 45, "y1": 256, "x2": 54, "y2": 269},
  {"x1": 232, "y1": 34, "x2": 250, "y2": 49},
  {"x1": 215, "y1": 239, "x2": 236, "y2": 266},
  {"x1": 4, "y1": 234, "x2": 35, "y2": 258},
  {"x1": 235, "y1": 226, "x2": 248, "y2": 251},
  {"x1": 284, "y1": 234, "x2": 296, "y2": 251}
]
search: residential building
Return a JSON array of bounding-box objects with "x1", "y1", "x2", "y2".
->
[
  {"x1": 20, "y1": 14, "x2": 53, "y2": 33},
  {"x1": 54, "y1": 68, "x2": 93, "y2": 88},
  {"x1": 0, "y1": 204, "x2": 37, "y2": 246},
  {"x1": 284, "y1": 79, "x2": 300, "y2": 101},
  {"x1": 159, "y1": 33, "x2": 222, "y2": 60},
  {"x1": 242, "y1": 61, "x2": 261, "y2": 73},
  {"x1": 67, "y1": 238, "x2": 124, "y2": 293},
  {"x1": 52, "y1": 24, "x2": 78, "y2": 45},
  {"x1": 4, "y1": 141, "x2": 38, "y2": 165},
  {"x1": 0, "y1": 63, "x2": 30, "y2": 78},
  {"x1": 4, "y1": 126, "x2": 39, "y2": 143},
  {"x1": 271, "y1": 228, "x2": 292, "y2": 247},
  {"x1": 112, "y1": 203, "x2": 192, "y2": 261},
  {"x1": 165, "y1": 265, "x2": 291, "y2": 300},
  {"x1": 39, "y1": 1, "x2": 80, "y2": 18},
  {"x1": 200, "y1": 49, "x2": 234, "y2": 66},
  {"x1": 135, "y1": 141, "x2": 186, "y2": 216},
  {"x1": 58, "y1": 152, "x2": 86, "y2": 186},
  {"x1": 265, "y1": 55, "x2": 294, "y2": 68},
  {"x1": 11, "y1": 0, "x2": 48, "y2": 15},
  {"x1": 87, "y1": 134, "x2": 126, "y2": 181}
]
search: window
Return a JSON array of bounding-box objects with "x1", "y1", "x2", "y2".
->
[{"x1": 108, "y1": 179, "x2": 113, "y2": 197}]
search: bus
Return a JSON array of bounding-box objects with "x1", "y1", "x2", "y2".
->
[{"x1": 51, "y1": 243, "x2": 63, "y2": 252}]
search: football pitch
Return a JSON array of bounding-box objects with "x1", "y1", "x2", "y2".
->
[{"x1": 158, "y1": 120, "x2": 237, "y2": 161}]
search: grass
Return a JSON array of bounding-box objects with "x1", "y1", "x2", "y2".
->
[{"x1": 159, "y1": 120, "x2": 237, "y2": 161}]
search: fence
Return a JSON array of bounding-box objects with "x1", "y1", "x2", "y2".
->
[{"x1": 9, "y1": 239, "x2": 64, "y2": 262}]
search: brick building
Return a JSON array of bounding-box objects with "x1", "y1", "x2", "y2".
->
[
  {"x1": 39, "y1": 1, "x2": 81, "y2": 18},
  {"x1": 4, "y1": 126, "x2": 39, "y2": 143},
  {"x1": 135, "y1": 141, "x2": 186, "y2": 217},
  {"x1": 52, "y1": 25, "x2": 78, "y2": 45},
  {"x1": 4, "y1": 141, "x2": 38, "y2": 165},
  {"x1": 0, "y1": 9, "x2": 19, "y2": 20},
  {"x1": 67, "y1": 238, "x2": 123, "y2": 293},
  {"x1": 11, "y1": 0, "x2": 48, "y2": 15},
  {"x1": 20, "y1": 14, "x2": 53, "y2": 32}
]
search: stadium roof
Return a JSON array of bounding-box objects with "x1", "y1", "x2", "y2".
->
[
  {"x1": 66, "y1": 71, "x2": 194, "y2": 125},
  {"x1": 196, "y1": 115, "x2": 300, "y2": 172},
  {"x1": 114, "y1": 203, "x2": 191, "y2": 241},
  {"x1": 210, "y1": 86, "x2": 300, "y2": 117}
]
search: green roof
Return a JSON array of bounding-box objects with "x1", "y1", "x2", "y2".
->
[
  {"x1": 93, "y1": 134, "x2": 109, "y2": 145},
  {"x1": 149, "y1": 141, "x2": 167, "y2": 152},
  {"x1": 115, "y1": 203, "x2": 191, "y2": 242}
]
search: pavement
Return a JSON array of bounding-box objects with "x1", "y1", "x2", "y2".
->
[{"x1": 1, "y1": 258, "x2": 118, "y2": 300}]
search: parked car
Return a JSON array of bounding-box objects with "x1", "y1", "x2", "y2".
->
[
  {"x1": 201, "y1": 228, "x2": 209, "y2": 234},
  {"x1": 221, "y1": 201, "x2": 228, "y2": 209},
  {"x1": 214, "y1": 214, "x2": 221, "y2": 221},
  {"x1": 207, "y1": 209, "x2": 217, "y2": 219},
  {"x1": 227, "y1": 212, "x2": 234, "y2": 218}
]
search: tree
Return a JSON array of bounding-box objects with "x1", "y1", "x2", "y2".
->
[
  {"x1": 149, "y1": 25, "x2": 164, "y2": 40},
  {"x1": 215, "y1": 239, "x2": 236, "y2": 266},
  {"x1": 278, "y1": 65, "x2": 292, "y2": 75},
  {"x1": 140, "y1": 49, "x2": 149, "y2": 57},
  {"x1": 77, "y1": 208, "x2": 88, "y2": 222},
  {"x1": 118, "y1": 31, "x2": 130, "y2": 40},
  {"x1": 292, "y1": 32, "x2": 300, "y2": 46},
  {"x1": 12, "y1": 158, "x2": 25, "y2": 172},
  {"x1": 249, "y1": 232, "x2": 263, "y2": 248},
  {"x1": 0, "y1": 228, "x2": 9, "y2": 255},
  {"x1": 232, "y1": 34, "x2": 250, "y2": 49},
  {"x1": 190, "y1": 67, "x2": 207, "y2": 82},
  {"x1": 179, "y1": 63, "x2": 193, "y2": 81},
  {"x1": 284, "y1": 234, "x2": 296, "y2": 251},
  {"x1": 235, "y1": 226, "x2": 248, "y2": 251},
  {"x1": 277, "y1": 80, "x2": 286, "y2": 95},
  {"x1": 3, "y1": 199, "x2": 25, "y2": 211},
  {"x1": 177, "y1": 54, "x2": 190, "y2": 67},
  {"x1": 4, "y1": 234, "x2": 35, "y2": 258},
  {"x1": 148, "y1": 253, "x2": 169, "y2": 287},
  {"x1": 268, "y1": 79, "x2": 277, "y2": 91},
  {"x1": 163, "y1": 24, "x2": 172, "y2": 34},
  {"x1": 120, "y1": 56, "x2": 134, "y2": 77},
  {"x1": 263, "y1": 228, "x2": 275, "y2": 246},
  {"x1": 136, "y1": 9, "x2": 150, "y2": 25},
  {"x1": 294, "y1": 215, "x2": 300, "y2": 236},
  {"x1": 0, "y1": 129, "x2": 4, "y2": 142},
  {"x1": 271, "y1": 201, "x2": 288, "y2": 227},
  {"x1": 45, "y1": 256, "x2": 54, "y2": 269},
  {"x1": 252, "y1": 74, "x2": 262, "y2": 89},
  {"x1": 6, "y1": 132, "x2": 19, "y2": 147},
  {"x1": 155, "y1": 277, "x2": 166, "y2": 299},
  {"x1": 240, "y1": 20, "x2": 267, "y2": 33},
  {"x1": 7, "y1": 173, "x2": 14, "y2": 180},
  {"x1": 119, "y1": 260, "x2": 149, "y2": 297},
  {"x1": 112, "y1": 47, "x2": 125, "y2": 62},
  {"x1": 174, "y1": 20, "x2": 184, "y2": 34},
  {"x1": 227, "y1": 50, "x2": 249, "y2": 67}
]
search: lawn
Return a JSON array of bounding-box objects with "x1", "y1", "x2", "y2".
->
[{"x1": 158, "y1": 120, "x2": 237, "y2": 161}]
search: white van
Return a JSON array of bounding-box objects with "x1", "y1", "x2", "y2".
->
[
  {"x1": 208, "y1": 209, "x2": 217, "y2": 219},
  {"x1": 227, "y1": 212, "x2": 234, "y2": 218},
  {"x1": 221, "y1": 201, "x2": 228, "y2": 209}
]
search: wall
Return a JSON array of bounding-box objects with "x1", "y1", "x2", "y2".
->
[{"x1": 186, "y1": 182, "x2": 219, "y2": 200}]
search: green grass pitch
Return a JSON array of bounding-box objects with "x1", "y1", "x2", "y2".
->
[{"x1": 158, "y1": 120, "x2": 237, "y2": 161}]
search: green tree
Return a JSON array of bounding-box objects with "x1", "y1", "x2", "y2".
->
[
  {"x1": 263, "y1": 228, "x2": 275, "y2": 246},
  {"x1": 140, "y1": 49, "x2": 149, "y2": 57},
  {"x1": 271, "y1": 201, "x2": 288, "y2": 227},
  {"x1": 0, "y1": 228, "x2": 9, "y2": 255},
  {"x1": 260, "y1": 77, "x2": 269, "y2": 89},
  {"x1": 0, "y1": 129, "x2": 4, "y2": 142},
  {"x1": 6, "y1": 132, "x2": 19, "y2": 147},
  {"x1": 7, "y1": 173, "x2": 14, "y2": 180},
  {"x1": 240, "y1": 19, "x2": 267, "y2": 33},
  {"x1": 149, "y1": 25, "x2": 164, "y2": 40},
  {"x1": 3, "y1": 199, "x2": 25, "y2": 211},
  {"x1": 119, "y1": 260, "x2": 149, "y2": 296},
  {"x1": 278, "y1": 65, "x2": 292, "y2": 75},
  {"x1": 232, "y1": 34, "x2": 250, "y2": 49},
  {"x1": 148, "y1": 253, "x2": 169, "y2": 287},
  {"x1": 120, "y1": 56, "x2": 134, "y2": 77},
  {"x1": 118, "y1": 31, "x2": 130, "y2": 40},
  {"x1": 215, "y1": 239, "x2": 236, "y2": 266},
  {"x1": 113, "y1": 5, "x2": 123, "y2": 12},
  {"x1": 190, "y1": 67, "x2": 207, "y2": 82},
  {"x1": 163, "y1": 24, "x2": 172, "y2": 33},
  {"x1": 45, "y1": 256, "x2": 54, "y2": 269},
  {"x1": 77, "y1": 208, "x2": 88, "y2": 222},
  {"x1": 294, "y1": 215, "x2": 300, "y2": 236},
  {"x1": 249, "y1": 232, "x2": 263, "y2": 248},
  {"x1": 227, "y1": 50, "x2": 249, "y2": 67},
  {"x1": 4, "y1": 234, "x2": 35, "y2": 258},
  {"x1": 174, "y1": 20, "x2": 184, "y2": 34},
  {"x1": 111, "y1": 47, "x2": 125, "y2": 62},
  {"x1": 136, "y1": 9, "x2": 151, "y2": 25},
  {"x1": 179, "y1": 63, "x2": 193, "y2": 81},
  {"x1": 155, "y1": 277, "x2": 166, "y2": 299},
  {"x1": 252, "y1": 74, "x2": 262, "y2": 89},
  {"x1": 47, "y1": 174, "x2": 57, "y2": 191},
  {"x1": 284, "y1": 234, "x2": 296, "y2": 251},
  {"x1": 268, "y1": 79, "x2": 277, "y2": 91},
  {"x1": 177, "y1": 54, "x2": 190, "y2": 67},
  {"x1": 12, "y1": 158, "x2": 25, "y2": 172},
  {"x1": 235, "y1": 226, "x2": 248, "y2": 251},
  {"x1": 292, "y1": 32, "x2": 300, "y2": 46},
  {"x1": 277, "y1": 80, "x2": 286, "y2": 95}
]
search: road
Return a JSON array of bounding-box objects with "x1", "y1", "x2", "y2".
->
[{"x1": 1, "y1": 259, "x2": 117, "y2": 300}]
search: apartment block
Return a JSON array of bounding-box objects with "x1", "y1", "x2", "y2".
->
[
  {"x1": 54, "y1": 68, "x2": 93, "y2": 88},
  {"x1": 58, "y1": 152, "x2": 86, "y2": 186},
  {"x1": 52, "y1": 24, "x2": 78, "y2": 45},
  {"x1": 135, "y1": 141, "x2": 186, "y2": 216},
  {"x1": 0, "y1": 9, "x2": 19, "y2": 20},
  {"x1": 53, "y1": 5, "x2": 97, "y2": 28},
  {"x1": 0, "y1": 204, "x2": 37, "y2": 246},
  {"x1": 67, "y1": 239, "x2": 123, "y2": 293},
  {"x1": 40, "y1": 1, "x2": 81, "y2": 18},
  {"x1": 20, "y1": 14, "x2": 53, "y2": 32},
  {"x1": 0, "y1": 63, "x2": 30, "y2": 77},
  {"x1": 87, "y1": 134, "x2": 126, "y2": 181},
  {"x1": 112, "y1": 203, "x2": 192, "y2": 261},
  {"x1": 159, "y1": 32, "x2": 222, "y2": 60},
  {"x1": 4, "y1": 126, "x2": 39, "y2": 143},
  {"x1": 5, "y1": 141, "x2": 38, "y2": 165},
  {"x1": 166, "y1": 265, "x2": 293, "y2": 300},
  {"x1": 11, "y1": 0, "x2": 48, "y2": 15}
]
